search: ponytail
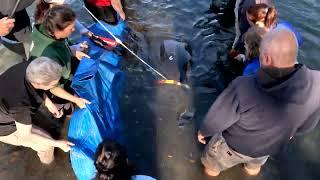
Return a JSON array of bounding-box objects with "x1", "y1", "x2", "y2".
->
[
  {"x1": 43, "y1": 5, "x2": 76, "y2": 36},
  {"x1": 35, "y1": 0, "x2": 51, "y2": 24},
  {"x1": 265, "y1": 7, "x2": 277, "y2": 28}
]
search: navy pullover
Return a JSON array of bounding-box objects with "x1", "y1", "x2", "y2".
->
[{"x1": 200, "y1": 65, "x2": 320, "y2": 157}]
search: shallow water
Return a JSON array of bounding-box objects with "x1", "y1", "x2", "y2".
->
[
  {"x1": 119, "y1": 0, "x2": 320, "y2": 180},
  {"x1": 0, "y1": 0, "x2": 319, "y2": 179}
]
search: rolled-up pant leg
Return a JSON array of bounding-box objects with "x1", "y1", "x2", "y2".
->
[
  {"x1": 0, "y1": 127, "x2": 54, "y2": 164},
  {"x1": 201, "y1": 134, "x2": 268, "y2": 173}
]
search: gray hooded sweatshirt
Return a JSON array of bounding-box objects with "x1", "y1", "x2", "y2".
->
[{"x1": 200, "y1": 65, "x2": 320, "y2": 157}]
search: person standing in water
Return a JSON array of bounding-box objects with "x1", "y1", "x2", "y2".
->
[
  {"x1": 234, "y1": 26, "x2": 267, "y2": 75},
  {"x1": 232, "y1": 0, "x2": 273, "y2": 53},
  {"x1": 84, "y1": 0, "x2": 126, "y2": 25},
  {"x1": 198, "y1": 29, "x2": 320, "y2": 177}
]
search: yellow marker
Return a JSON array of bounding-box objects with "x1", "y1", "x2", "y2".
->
[{"x1": 157, "y1": 80, "x2": 191, "y2": 89}]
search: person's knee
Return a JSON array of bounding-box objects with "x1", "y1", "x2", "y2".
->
[
  {"x1": 244, "y1": 156, "x2": 268, "y2": 169},
  {"x1": 37, "y1": 147, "x2": 55, "y2": 165}
]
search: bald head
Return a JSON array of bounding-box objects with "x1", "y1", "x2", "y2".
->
[{"x1": 260, "y1": 28, "x2": 298, "y2": 68}]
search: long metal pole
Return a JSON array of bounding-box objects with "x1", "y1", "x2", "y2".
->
[
  {"x1": 79, "y1": 2, "x2": 168, "y2": 80},
  {"x1": 10, "y1": 0, "x2": 22, "y2": 17}
]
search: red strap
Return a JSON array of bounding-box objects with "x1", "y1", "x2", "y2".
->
[
  {"x1": 86, "y1": 0, "x2": 111, "y2": 7},
  {"x1": 98, "y1": 36, "x2": 118, "y2": 48}
]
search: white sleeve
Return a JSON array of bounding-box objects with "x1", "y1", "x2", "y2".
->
[{"x1": 232, "y1": 0, "x2": 242, "y2": 49}]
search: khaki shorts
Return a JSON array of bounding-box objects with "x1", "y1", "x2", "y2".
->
[
  {"x1": 0, "y1": 127, "x2": 54, "y2": 164},
  {"x1": 201, "y1": 134, "x2": 268, "y2": 172}
]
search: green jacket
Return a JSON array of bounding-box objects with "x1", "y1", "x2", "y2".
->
[{"x1": 31, "y1": 24, "x2": 72, "y2": 81}]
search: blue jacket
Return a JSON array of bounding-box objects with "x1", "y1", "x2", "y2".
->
[{"x1": 243, "y1": 57, "x2": 260, "y2": 76}]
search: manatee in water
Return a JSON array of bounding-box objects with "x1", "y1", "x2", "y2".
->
[
  {"x1": 159, "y1": 40, "x2": 195, "y2": 126},
  {"x1": 159, "y1": 39, "x2": 192, "y2": 83}
]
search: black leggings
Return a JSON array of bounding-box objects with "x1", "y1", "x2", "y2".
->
[{"x1": 84, "y1": 0, "x2": 118, "y2": 25}]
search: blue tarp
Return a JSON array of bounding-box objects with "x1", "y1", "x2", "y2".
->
[{"x1": 68, "y1": 20, "x2": 127, "y2": 180}]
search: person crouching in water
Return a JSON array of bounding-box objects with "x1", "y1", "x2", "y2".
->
[
  {"x1": 84, "y1": 0, "x2": 126, "y2": 25},
  {"x1": 31, "y1": 5, "x2": 90, "y2": 115},
  {"x1": 234, "y1": 26, "x2": 267, "y2": 76},
  {"x1": 0, "y1": 57, "x2": 74, "y2": 164}
]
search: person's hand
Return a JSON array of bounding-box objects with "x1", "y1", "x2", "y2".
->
[
  {"x1": 229, "y1": 48, "x2": 240, "y2": 59},
  {"x1": 47, "y1": 103, "x2": 64, "y2": 118},
  {"x1": 75, "y1": 51, "x2": 90, "y2": 60},
  {"x1": 74, "y1": 97, "x2": 91, "y2": 108},
  {"x1": 234, "y1": 54, "x2": 246, "y2": 62},
  {"x1": 86, "y1": 31, "x2": 93, "y2": 37},
  {"x1": 198, "y1": 131, "x2": 206, "y2": 144},
  {"x1": 72, "y1": 41, "x2": 88, "y2": 52},
  {"x1": 119, "y1": 11, "x2": 126, "y2": 20},
  {"x1": 70, "y1": 42, "x2": 90, "y2": 60},
  {"x1": 79, "y1": 41, "x2": 89, "y2": 51},
  {"x1": 44, "y1": 96, "x2": 64, "y2": 118},
  {"x1": 56, "y1": 140, "x2": 74, "y2": 152},
  {"x1": 0, "y1": 17, "x2": 15, "y2": 36}
]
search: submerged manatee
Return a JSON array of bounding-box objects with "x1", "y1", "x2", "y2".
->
[
  {"x1": 159, "y1": 40, "x2": 195, "y2": 126},
  {"x1": 159, "y1": 40, "x2": 192, "y2": 83}
]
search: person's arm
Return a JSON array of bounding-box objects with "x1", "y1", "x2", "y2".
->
[
  {"x1": 0, "y1": 17, "x2": 15, "y2": 36},
  {"x1": 198, "y1": 81, "x2": 240, "y2": 144},
  {"x1": 69, "y1": 42, "x2": 90, "y2": 60},
  {"x1": 49, "y1": 86, "x2": 90, "y2": 108},
  {"x1": 43, "y1": 93, "x2": 63, "y2": 118},
  {"x1": 295, "y1": 109, "x2": 320, "y2": 135},
  {"x1": 111, "y1": 0, "x2": 126, "y2": 20},
  {"x1": 75, "y1": 20, "x2": 90, "y2": 35},
  {"x1": 15, "y1": 121, "x2": 73, "y2": 152}
]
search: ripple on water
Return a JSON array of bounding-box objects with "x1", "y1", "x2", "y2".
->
[{"x1": 141, "y1": 0, "x2": 153, "y2": 3}]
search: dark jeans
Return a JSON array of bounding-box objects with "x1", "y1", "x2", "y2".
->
[{"x1": 84, "y1": 0, "x2": 118, "y2": 25}]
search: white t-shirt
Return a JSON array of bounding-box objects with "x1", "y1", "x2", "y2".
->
[{"x1": 131, "y1": 175, "x2": 156, "y2": 180}]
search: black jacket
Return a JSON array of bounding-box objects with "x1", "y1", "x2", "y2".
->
[
  {"x1": 0, "y1": 61, "x2": 43, "y2": 136},
  {"x1": 0, "y1": 0, "x2": 35, "y2": 42},
  {"x1": 0, "y1": 0, "x2": 35, "y2": 16}
]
